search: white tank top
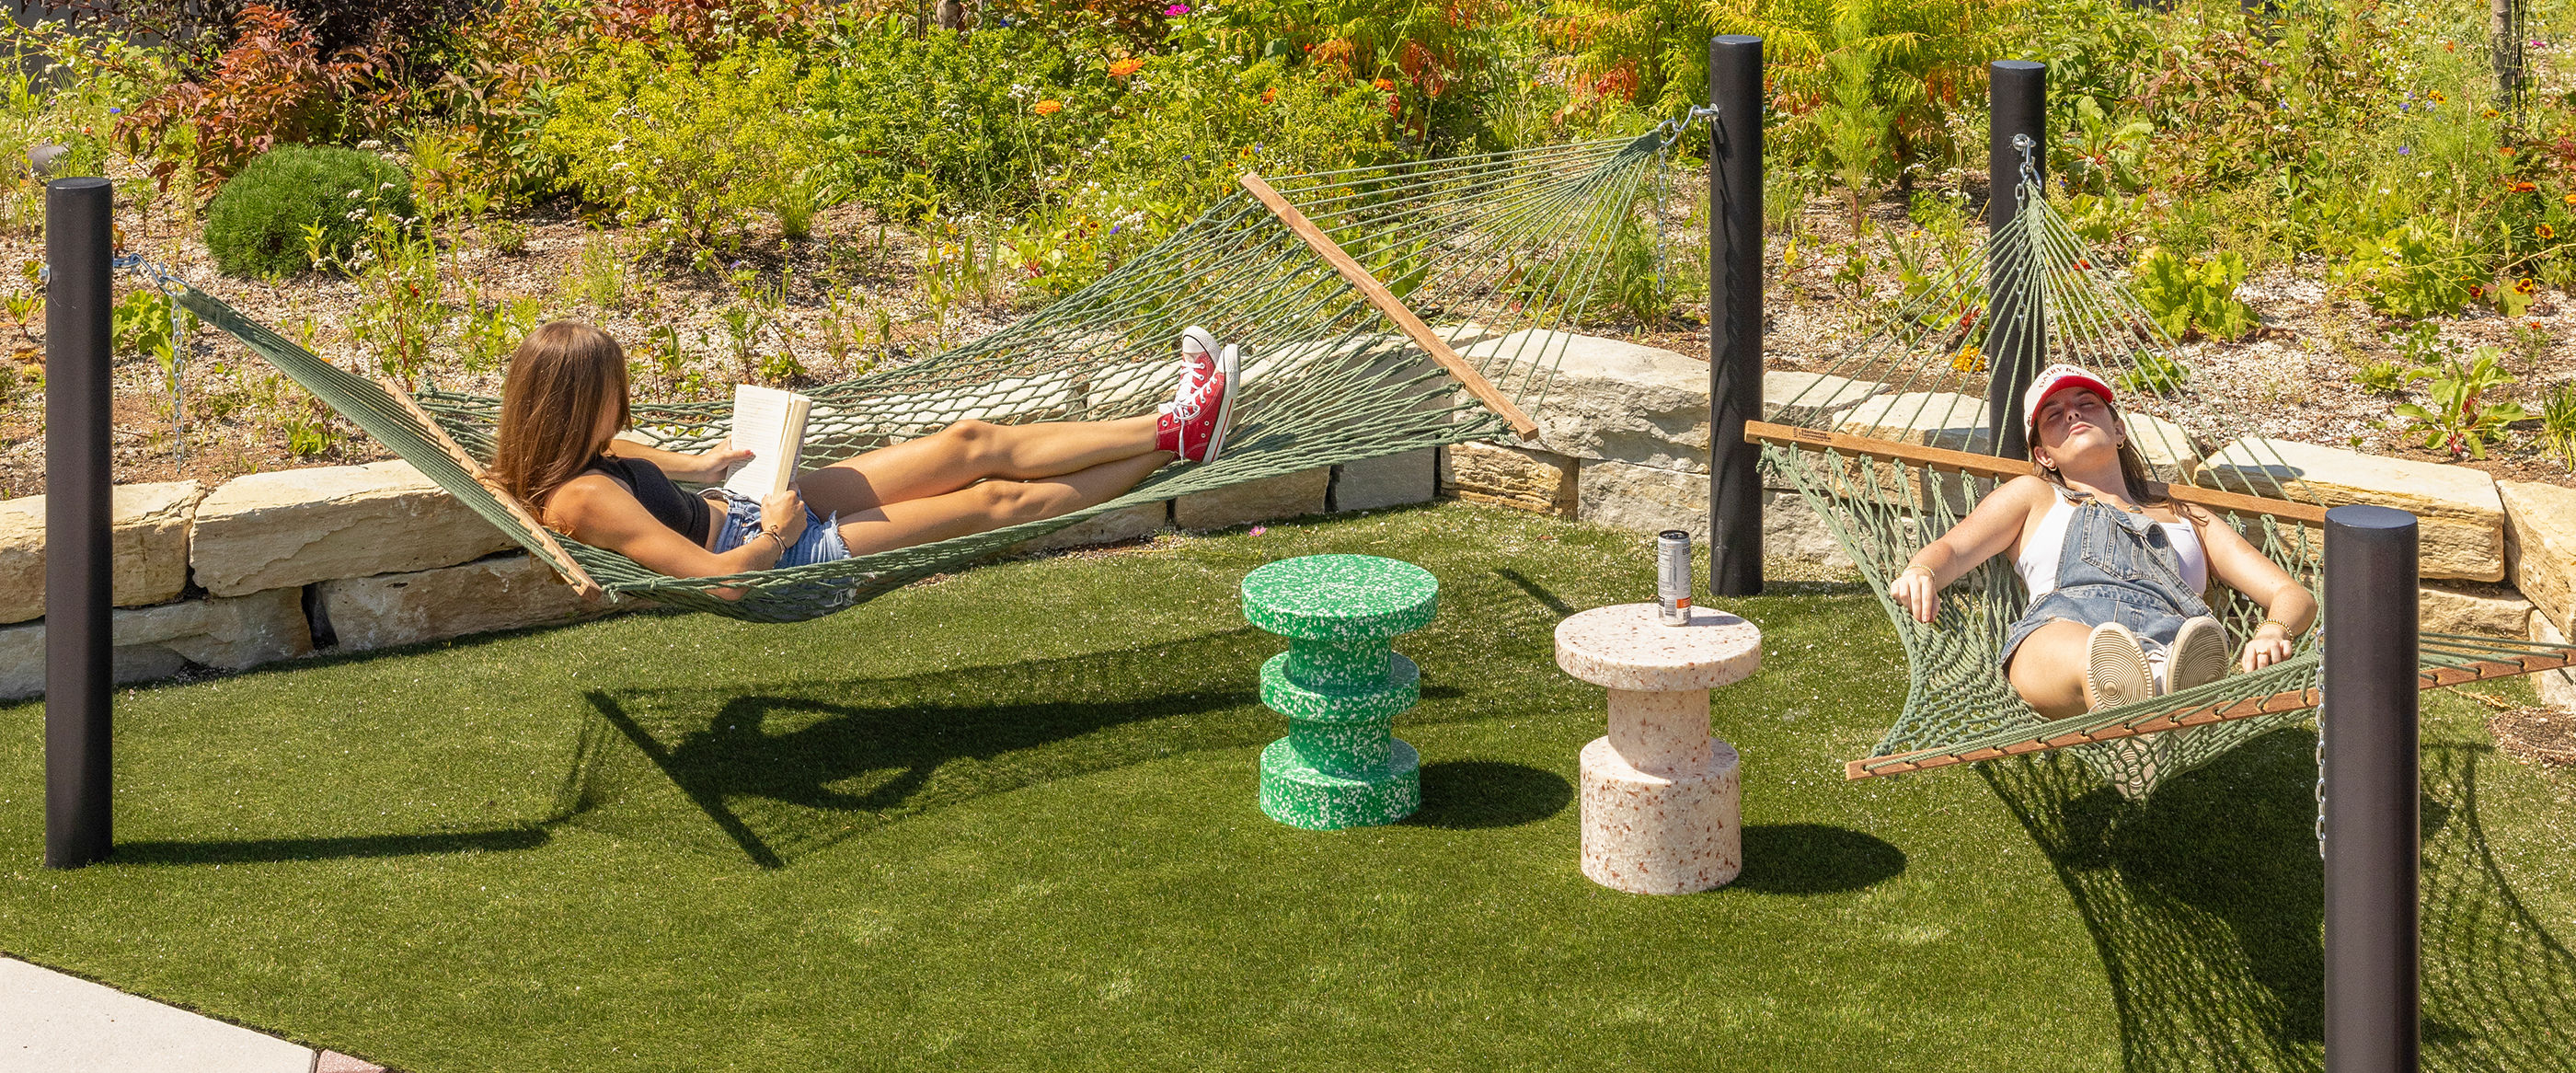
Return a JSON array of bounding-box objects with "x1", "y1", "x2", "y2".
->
[{"x1": 2016, "y1": 491, "x2": 2206, "y2": 600}]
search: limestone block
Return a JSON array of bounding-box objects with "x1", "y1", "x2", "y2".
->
[
  {"x1": 1333, "y1": 448, "x2": 1438, "y2": 512},
  {"x1": 317, "y1": 553, "x2": 610, "y2": 652},
  {"x1": 1833, "y1": 392, "x2": 1992, "y2": 511},
  {"x1": 1011, "y1": 502, "x2": 1167, "y2": 554},
  {"x1": 0, "y1": 481, "x2": 205, "y2": 624},
  {"x1": 2122, "y1": 410, "x2": 2203, "y2": 479},
  {"x1": 1443, "y1": 441, "x2": 1577, "y2": 516},
  {"x1": 2196, "y1": 439, "x2": 2504, "y2": 582},
  {"x1": 0, "y1": 587, "x2": 311, "y2": 700},
  {"x1": 0, "y1": 622, "x2": 189, "y2": 700},
  {"x1": 1581, "y1": 459, "x2": 1707, "y2": 537},
  {"x1": 1761, "y1": 489, "x2": 1857, "y2": 566},
  {"x1": 1835, "y1": 391, "x2": 1992, "y2": 451},
  {"x1": 1572, "y1": 461, "x2": 1855, "y2": 566},
  {"x1": 191, "y1": 461, "x2": 517, "y2": 597},
  {"x1": 1455, "y1": 329, "x2": 1710, "y2": 471},
  {"x1": 1763, "y1": 371, "x2": 1885, "y2": 423},
  {"x1": 118, "y1": 587, "x2": 313, "y2": 669},
  {"x1": 2535, "y1": 613, "x2": 2575, "y2": 712},
  {"x1": 2500, "y1": 480, "x2": 2576, "y2": 636},
  {"x1": 846, "y1": 371, "x2": 1081, "y2": 438},
  {"x1": 1173, "y1": 467, "x2": 1330, "y2": 530},
  {"x1": 2417, "y1": 582, "x2": 2534, "y2": 638}
]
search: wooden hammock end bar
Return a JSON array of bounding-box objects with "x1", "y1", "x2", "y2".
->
[
  {"x1": 1239, "y1": 172, "x2": 1540, "y2": 439},
  {"x1": 1746, "y1": 421, "x2": 2331, "y2": 525},
  {"x1": 1843, "y1": 646, "x2": 2576, "y2": 779},
  {"x1": 375, "y1": 375, "x2": 605, "y2": 602}
]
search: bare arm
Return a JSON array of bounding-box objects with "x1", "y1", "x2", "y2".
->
[
  {"x1": 1888, "y1": 475, "x2": 2052, "y2": 623},
  {"x1": 2186, "y1": 503, "x2": 2317, "y2": 671},
  {"x1": 546, "y1": 475, "x2": 804, "y2": 599},
  {"x1": 605, "y1": 435, "x2": 753, "y2": 485}
]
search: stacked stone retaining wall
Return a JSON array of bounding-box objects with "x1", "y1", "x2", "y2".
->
[{"x1": 2, "y1": 331, "x2": 2570, "y2": 703}]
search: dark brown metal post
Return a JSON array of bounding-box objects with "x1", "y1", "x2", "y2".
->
[
  {"x1": 1708, "y1": 35, "x2": 1764, "y2": 597},
  {"x1": 45, "y1": 176, "x2": 114, "y2": 869},
  {"x1": 1984, "y1": 60, "x2": 2046, "y2": 462},
  {"x1": 2323, "y1": 503, "x2": 2421, "y2": 1073}
]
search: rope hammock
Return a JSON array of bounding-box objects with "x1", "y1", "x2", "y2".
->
[
  {"x1": 1754, "y1": 152, "x2": 2574, "y2": 799},
  {"x1": 168, "y1": 131, "x2": 1692, "y2": 624}
]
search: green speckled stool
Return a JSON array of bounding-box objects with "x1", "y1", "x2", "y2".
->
[{"x1": 1241, "y1": 554, "x2": 1439, "y2": 829}]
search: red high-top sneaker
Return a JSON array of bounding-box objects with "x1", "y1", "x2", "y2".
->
[{"x1": 1156, "y1": 342, "x2": 1239, "y2": 463}]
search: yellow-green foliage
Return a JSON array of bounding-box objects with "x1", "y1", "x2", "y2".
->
[
  {"x1": 544, "y1": 38, "x2": 818, "y2": 249},
  {"x1": 2131, "y1": 245, "x2": 2253, "y2": 340}
]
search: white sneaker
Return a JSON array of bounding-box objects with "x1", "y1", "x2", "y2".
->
[
  {"x1": 2085, "y1": 621, "x2": 2154, "y2": 711},
  {"x1": 2167, "y1": 616, "x2": 2231, "y2": 694}
]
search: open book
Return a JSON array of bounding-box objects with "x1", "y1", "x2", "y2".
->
[{"x1": 722, "y1": 384, "x2": 814, "y2": 496}]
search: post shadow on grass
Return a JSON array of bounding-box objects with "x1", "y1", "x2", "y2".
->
[
  {"x1": 110, "y1": 827, "x2": 550, "y2": 865},
  {"x1": 1404, "y1": 761, "x2": 1573, "y2": 828},
  {"x1": 1728, "y1": 825, "x2": 1906, "y2": 894},
  {"x1": 1981, "y1": 733, "x2": 2576, "y2": 1073},
  {"x1": 569, "y1": 629, "x2": 1282, "y2": 868},
  {"x1": 1491, "y1": 568, "x2": 1573, "y2": 617}
]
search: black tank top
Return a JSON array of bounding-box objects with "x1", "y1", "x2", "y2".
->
[{"x1": 582, "y1": 456, "x2": 712, "y2": 546}]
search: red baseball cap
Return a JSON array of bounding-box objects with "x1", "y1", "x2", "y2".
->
[{"x1": 2023, "y1": 363, "x2": 2115, "y2": 432}]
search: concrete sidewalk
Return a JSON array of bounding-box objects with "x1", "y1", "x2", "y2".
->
[{"x1": 2, "y1": 957, "x2": 385, "y2": 1073}]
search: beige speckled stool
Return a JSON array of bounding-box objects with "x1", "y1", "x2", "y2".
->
[{"x1": 1554, "y1": 604, "x2": 1762, "y2": 894}]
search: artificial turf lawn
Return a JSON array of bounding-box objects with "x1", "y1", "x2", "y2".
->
[{"x1": 2, "y1": 502, "x2": 2570, "y2": 1071}]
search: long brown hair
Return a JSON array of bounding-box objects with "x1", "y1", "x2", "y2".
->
[
  {"x1": 2034, "y1": 397, "x2": 2168, "y2": 507},
  {"x1": 491, "y1": 320, "x2": 628, "y2": 513}
]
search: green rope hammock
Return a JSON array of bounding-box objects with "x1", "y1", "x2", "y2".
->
[
  {"x1": 171, "y1": 132, "x2": 1689, "y2": 624},
  {"x1": 1754, "y1": 159, "x2": 2574, "y2": 800}
]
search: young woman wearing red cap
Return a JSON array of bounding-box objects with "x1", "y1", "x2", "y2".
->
[{"x1": 1887, "y1": 363, "x2": 2316, "y2": 719}]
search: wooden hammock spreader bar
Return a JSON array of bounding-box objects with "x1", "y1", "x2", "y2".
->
[
  {"x1": 1240, "y1": 171, "x2": 1541, "y2": 439},
  {"x1": 1746, "y1": 421, "x2": 2331, "y2": 525},
  {"x1": 1844, "y1": 645, "x2": 2576, "y2": 779},
  {"x1": 375, "y1": 375, "x2": 604, "y2": 602}
]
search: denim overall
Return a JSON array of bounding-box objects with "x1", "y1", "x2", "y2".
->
[{"x1": 2000, "y1": 493, "x2": 2214, "y2": 671}]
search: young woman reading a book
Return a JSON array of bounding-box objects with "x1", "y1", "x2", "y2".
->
[
  {"x1": 490, "y1": 321, "x2": 1239, "y2": 594},
  {"x1": 1884, "y1": 363, "x2": 2316, "y2": 718}
]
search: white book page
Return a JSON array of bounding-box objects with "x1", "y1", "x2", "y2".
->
[{"x1": 722, "y1": 385, "x2": 810, "y2": 496}]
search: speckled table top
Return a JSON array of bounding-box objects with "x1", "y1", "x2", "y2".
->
[
  {"x1": 1554, "y1": 604, "x2": 1763, "y2": 692},
  {"x1": 1240, "y1": 554, "x2": 1439, "y2": 640}
]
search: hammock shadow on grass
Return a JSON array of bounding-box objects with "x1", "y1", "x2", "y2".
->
[
  {"x1": 562, "y1": 627, "x2": 1463, "y2": 868},
  {"x1": 1984, "y1": 733, "x2": 2576, "y2": 1072}
]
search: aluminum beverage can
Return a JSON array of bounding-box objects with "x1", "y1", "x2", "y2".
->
[{"x1": 1657, "y1": 529, "x2": 1692, "y2": 625}]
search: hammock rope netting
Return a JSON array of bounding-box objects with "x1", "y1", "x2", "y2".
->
[
  {"x1": 1758, "y1": 157, "x2": 2573, "y2": 798},
  {"x1": 164, "y1": 131, "x2": 2570, "y2": 798},
  {"x1": 172, "y1": 131, "x2": 1681, "y2": 622}
]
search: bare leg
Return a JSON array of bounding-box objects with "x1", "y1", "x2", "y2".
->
[
  {"x1": 801, "y1": 416, "x2": 1164, "y2": 516},
  {"x1": 834, "y1": 450, "x2": 1177, "y2": 557},
  {"x1": 2007, "y1": 619, "x2": 2095, "y2": 719}
]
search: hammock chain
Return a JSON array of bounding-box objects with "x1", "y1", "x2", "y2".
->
[
  {"x1": 112, "y1": 252, "x2": 197, "y2": 468},
  {"x1": 2316, "y1": 692, "x2": 2329, "y2": 857}
]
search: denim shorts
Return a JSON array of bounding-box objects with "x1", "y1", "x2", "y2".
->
[
  {"x1": 708, "y1": 489, "x2": 850, "y2": 566},
  {"x1": 2000, "y1": 498, "x2": 2214, "y2": 671}
]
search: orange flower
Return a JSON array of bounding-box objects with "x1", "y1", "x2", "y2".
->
[
  {"x1": 1109, "y1": 57, "x2": 1144, "y2": 77},
  {"x1": 2541, "y1": 223, "x2": 2559, "y2": 239},
  {"x1": 2513, "y1": 180, "x2": 2539, "y2": 193},
  {"x1": 2501, "y1": 146, "x2": 2518, "y2": 156},
  {"x1": 1032, "y1": 99, "x2": 1064, "y2": 115},
  {"x1": 1261, "y1": 87, "x2": 1276, "y2": 103},
  {"x1": 2564, "y1": 191, "x2": 2576, "y2": 205},
  {"x1": 1373, "y1": 78, "x2": 1395, "y2": 92}
]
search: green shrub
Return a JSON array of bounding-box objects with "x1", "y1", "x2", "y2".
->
[
  {"x1": 203, "y1": 145, "x2": 413, "y2": 278},
  {"x1": 544, "y1": 37, "x2": 819, "y2": 249},
  {"x1": 2130, "y1": 245, "x2": 2253, "y2": 340}
]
